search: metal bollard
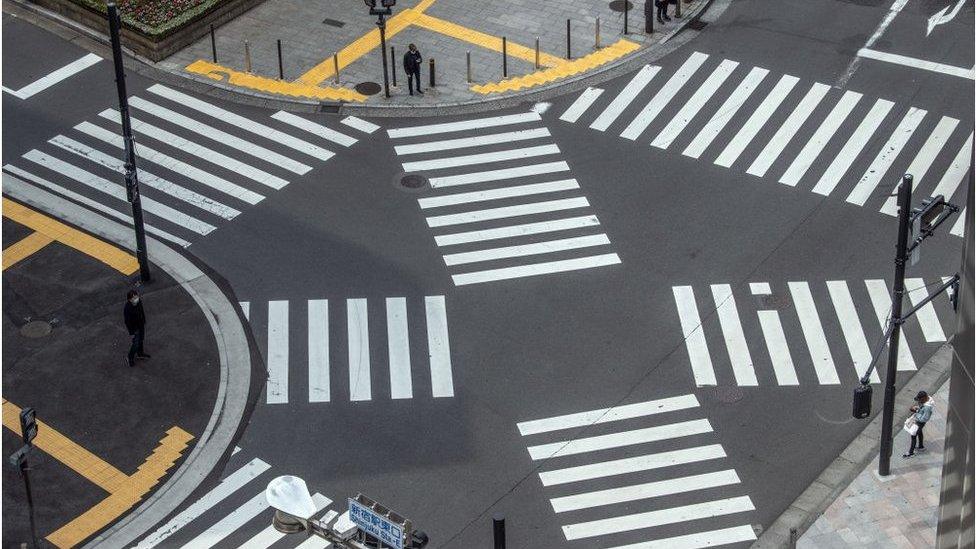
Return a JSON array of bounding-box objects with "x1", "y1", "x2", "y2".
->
[
  {"x1": 675, "y1": 0, "x2": 682, "y2": 18},
  {"x1": 502, "y1": 36, "x2": 508, "y2": 77},
  {"x1": 492, "y1": 515, "x2": 506, "y2": 549},
  {"x1": 390, "y1": 46, "x2": 397, "y2": 87},
  {"x1": 333, "y1": 53, "x2": 340, "y2": 84},
  {"x1": 277, "y1": 39, "x2": 284, "y2": 80},
  {"x1": 466, "y1": 51, "x2": 472, "y2": 83},
  {"x1": 429, "y1": 58, "x2": 435, "y2": 87},
  {"x1": 645, "y1": 0, "x2": 653, "y2": 33},
  {"x1": 210, "y1": 24, "x2": 217, "y2": 62},
  {"x1": 566, "y1": 19, "x2": 571, "y2": 59},
  {"x1": 244, "y1": 39, "x2": 252, "y2": 73},
  {"x1": 595, "y1": 17, "x2": 601, "y2": 49},
  {"x1": 624, "y1": 0, "x2": 629, "y2": 34},
  {"x1": 789, "y1": 527, "x2": 798, "y2": 549},
  {"x1": 535, "y1": 37, "x2": 540, "y2": 69}
]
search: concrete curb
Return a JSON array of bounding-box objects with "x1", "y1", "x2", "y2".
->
[
  {"x1": 1, "y1": 173, "x2": 257, "y2": 548},
  {"x1": 4, "y1": 0, "x2": 732, "y2": 117},
  {"x1": 751, "y1": 342, "x2": 955, "y2": 548}
]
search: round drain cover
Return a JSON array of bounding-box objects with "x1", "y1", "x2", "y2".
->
[
  {"x1": 354, "y1": 81, "x2": 383, "y2": 96},
  {"x1": 712, "y1": 386, "x2": 745, "y2": 403},
  {"x1": 609, "y1": 0, "x2": 633, "y2": 12},
  {"x1": 400, "y1": 173, "x2": 429, "y2": 189},
  {"x1": 20, "y1": 320, "x2": 51, "y2": 338}
]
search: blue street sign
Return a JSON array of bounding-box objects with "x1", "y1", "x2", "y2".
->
[{"x1": 348, "y1": 498, "x2": 404, "y2": 549}]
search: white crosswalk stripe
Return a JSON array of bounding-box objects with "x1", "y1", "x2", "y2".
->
[
  {"x1": 243, "y1": 297, "x2": 455, "y2": 403},
  {"x1": 519, "y1": 395, "x2": 755, "y2": 546},
  {"x1": 555, "y1": 51, "x2": 969, "y2": 237},
  {"x1": 672, "y1": 278, "x2": 952, "y2": 386}
]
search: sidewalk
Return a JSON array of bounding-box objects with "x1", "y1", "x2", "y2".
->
[{"x1": 798, "y1": 380, "x2": 950, "y2": 548}]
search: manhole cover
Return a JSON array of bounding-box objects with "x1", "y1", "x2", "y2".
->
[
  {"x1": 760, "y1": 294, "x2": 792, "y2": 311},
  {"x1": 322, "y1": 18, "x2": 345, "y2": 28},
  {"x1": 609, "y1": 0, "x2": 633, "y2": 12},
  {"x1": 713, "y1": 386, "x2": 745, "y2": 403},
  {"x1": 20, "y1": 320, "x2": 51, "y2": 338},
  {"x1": 354, "y1": 81, "x2": 383, "y2": 96},
  {"x1": 400, "y1": 174, "x2": 429, "y2": 189}
]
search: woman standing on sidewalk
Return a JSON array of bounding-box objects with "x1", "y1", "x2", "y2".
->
[{"x1": 903, "y1": 391, "x2": 933, "y2": 458}]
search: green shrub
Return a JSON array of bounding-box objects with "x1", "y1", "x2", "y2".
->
[{"x1": 69, "y1": 0, "x2": 227, "y2": 37}]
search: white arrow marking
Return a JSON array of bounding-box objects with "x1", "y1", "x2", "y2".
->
[{"x1": 928, "y1": 0, "x2": 968, "y2": 35}]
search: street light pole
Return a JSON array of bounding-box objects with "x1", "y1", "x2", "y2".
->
[
  {"x1": 377, "y1": 12, "x2": 391, "y2": 98},
  {"x1": 107, "y1": 2, "x2": 151, "y2": 282}
]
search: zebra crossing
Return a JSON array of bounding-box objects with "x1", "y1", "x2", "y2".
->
[
  {"x1": 386, "y1": 112, "x2": 621, "y2": 286},
  {"x1": 3, "y1": 83, "x2": 378, "y2": 247},
  {"x1": 672, "y1": 278, "x2": 954, "y2": 387},
  {"x1": 242, "y1": 296, "x2": 454, "y2": 404},
  {"x1": 558, "y1": 51, "x2": 971, "y2": 237},
  {"x1": 517, "y1": 394, "x2": 756, "y2": 548}
]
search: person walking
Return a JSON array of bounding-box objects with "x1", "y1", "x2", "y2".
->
[
  {"x1": 903, "y1": 390, "x2": 934, "y2": 458},
  {"x1": 403, "y1": 43, "x2": 423, "y2": 96},
  {"x1": 656, "y1": 0, "x2": 672, "y2": 23},
  {"x1": 123, "y1": 289, "x2": 150, "y2": 367}
]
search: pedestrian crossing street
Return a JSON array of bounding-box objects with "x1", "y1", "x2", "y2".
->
[
  {"x1": 673, "y1": 278, "x2": 955, "y2": 387},
  {"x1": 558, "y1": 52, "x2": 971, "y2": 237},
  {"x1": 3, "y1": 84, "x2": 380, "y2": 247},
  {"x1": 386, "y1": 112, "x2": 622, "y2": 286},
  {"x1": 135, "y1": 447, "x2": 340, "y2": 549},
  {"x1": 242, "y1": 296, "x2": 454, "y2": 404},
  {"x1": 517, "y1": 394, "x2": 757, "y2": 548}
]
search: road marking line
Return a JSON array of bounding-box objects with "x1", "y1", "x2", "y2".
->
[
  {"x1": 443, "y1": 234, "x2": 610, "y2": 266},
  {"x1": 402, "y1": 144, "x2": 560, "y2": 171},
  {"x1": 435, "y1": 215, "x2": 600, "y2": 246},
  {"x1": 129, "y1": 97, "x2": 312, "y2": 175},
  {"x1": 930, "y1": 132, "x2": 973, "y2": 203},
  {"x1": 426, "y1": 197, "x2": 589, "y2": 227},
  {"x1": 101, "y1": 109, "x2": 290, "y2": 190},
  {"x1": 779, "y1": 90, "x2": 862, "y2": 186},
  {"x1": 240, "y1": 301, "x2": 250, "y2": 321},
  {"x1": 294, "y1": 532, "x2": 336, "y2": 549},
  {"x1": 865, "y1": 279, "x2": 916, "y2": 370},
  {"x1": 429, "y1": 161, "x2": 570, "y2": 188},
  {"x1": 559, "y1": 87, "x2": 605, "y2": 123},
  {"x1": 652, "y1": 59, "x2": 739, "y2": 150},
  {"x1": 452, "y1": 253, "x2": 620, "y2": 285},
  {"x1": 517, "y1": 394, "x2": 699, "y2": 436},
  {"x1": 591, "y1": 65, "x2": 661, "y2": 131},
  {"x1": 672, "y1": 286, "x2": 716, "y2": 386},
  {"x1": 179, "y1": 490, "x2": 269, "y2": 548},
  {"x1": 2, "y1": 196, "x2": 138, "y2": 274},
  {"x1": 880, "y1": 116, "x2": 959, "y2": 215},
  {"x1": 812, "y1": 98, "x2": 895, "y2": 196},
  {"x1": 2, "y1": 231, "x2": 54, "y2": 270},
  {"x1": 551, "y1": 469, "x2": 741, "y2": 513},
  {"x1": 539, "y1": 444, "x2": 726, "y2": 486},
  {"x1": 2, "y1": 53, "x2": 101, "y2": 99},
  {"x1": 750, "y1": 282, "x2": 772, "y2": 295},
  {"x1": 148, "y1": 85, "x2": 335, "y2": 161},
  {"x1": 684, "y1": 66, "x2": 769, "y2": 159},
  {"x1": 606, "y1": 525, "x2": 757, "y2": 549},
  {"x1": 348, "y1": 298, "x2": 372, "y2": 401},
  {"x1": 789, "y1": 281, "x2": 841, "y2": 384},
  {"x1": 267, "y1": 300, "x2": 289, "y2": 404},
  {"x1": 562, "y1": 495, "x2": 755, "y2": 540},
  {"x1": 413, "y1": 13, "x2": 567, "y2": 69},
  {"x1": 906, "y1": 278, "x2": 947, "y2": 343},
  {"x1": 757, "y1": 310, "x2": 799, "y2": 385},
  {"x1": 747, "y1": 82, "x2": 830, "y2": 177},
  {"x1": 621, "y1": 52, "x2": 709, "y2": 141},
  {"x1": 388, "y1": 112, "x2": 540, "y2": 139},
  {"x1": 237, "y1": 493, "x2": 332, "y2": 549},
  {"x1": 714, "y1": 74, "x2": 798, "y2": 168},
  {"x1": 341, "y1": 116, "x2": 380, "y2": 134},
  {"x1": 3, "y1": 166, "x2": 190, "y2": 247},
  {"x1": 271, "y1": 111, "x2": 357, "y2": 147},
  {"x1": 426, "y1": 296, "x2": 454, "y2": 398},
  {"x1": 826, "y1": 280, "x2": 880, "y2": 383},
  {"x1": 386, "y1": 297, "x2": 413, "y2": 399},
  {"x1": 846, "y1": 107, "x2": 927, "y2": 206},
  {"x1": 308, "y1": 299, "x2": 330, "y2": 403},
  {"x1": 857, "y1": 48, "x2": 975, "y2": 79},
  {"x1": 395, "y1": 128, "x2": 551, "y2": 155},
  {"x1": 710, "y1": 284, "x2": 757, "y2": 386},
  {"x1": 419, "y1": 179, "x2": 579, "y2": 208},
  {"x1": 526, "y1": 418, "x2": 712, "y2": 460},
  {"x1": 837, "y1": 0, "x2": 910, "y2": 86}
]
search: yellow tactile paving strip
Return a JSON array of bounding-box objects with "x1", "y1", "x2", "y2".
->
[
  {"x1": 413, "y1": 13, "x2": 568, "y2": 68},
  {"x1": 2, "y1": 231, "x2": 55, "y2": 270},
  {"x1": 186, "y1": 60, "x2": 368, "y2": 102},
  {"x1": 2, "y1": 198, "x2": 138, "y2": 275},
  {"x1": 2, "y1": 400, "x2": 193, "y2": 548}
]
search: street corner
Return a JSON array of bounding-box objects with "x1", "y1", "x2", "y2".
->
[{"x1": 1, "y1": 198, "x2": 220, "y2": 548}]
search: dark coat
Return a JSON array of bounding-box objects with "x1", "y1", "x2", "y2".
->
[
  {"x1": 403, "y1": 50, "x2": 422, "y2": 74},
  {"x1": 124, "y1": 300, "x2": 146, "y2": 335}
]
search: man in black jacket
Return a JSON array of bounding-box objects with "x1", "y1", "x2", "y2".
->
[
  {"x1": 403, "y1": 43, "x2": 423, "y2": 96},
  {"x1": 123, "y1": 289, "x2": 150, "y2": 367}
]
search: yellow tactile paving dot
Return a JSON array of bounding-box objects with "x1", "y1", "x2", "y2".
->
[{"x1": 2, "y1": 231, "x2": 55, "y2": 270}]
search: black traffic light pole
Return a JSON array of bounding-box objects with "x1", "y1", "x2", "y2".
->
[
  {"x1": 10, "y1": 408, "x2": 39, "y2": 549},
  {"x1": 107, "y1": 2, "x2": 151, "y2": 282}
]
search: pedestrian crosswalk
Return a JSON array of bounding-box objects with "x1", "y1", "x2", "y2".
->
[
  {"x1": 672, "y1": 278, "x2": 954, "y2": 387},
  {"x1": 3, "y1": 85, "x2": 375, "y2": 247},
  {"x1": 387, "y1": 112, "x2": 621, "y2": 286},
  {"x1": 517, "y1": 394, "x2": 756, "y2": 548},
  {"x1": 558, "y1": 52, "x2": 971, "y2": 236},
  {"x1": 241, "y1": 296, "x2": 455, "y2": 404}
]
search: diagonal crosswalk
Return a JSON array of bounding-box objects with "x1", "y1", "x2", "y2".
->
[
  {"x1": 672, "y1": 278, "x2": 954, "y2": 387},
  {"x1": 557, "y1": 51, "x2": 971, "y2": 234},
  {"x1": 517, "y1": 394, "x2": 756, "y2": 548},
  {"x1": 3, "y1": 85, "x2": 376, "y2": 248},
  {"x1": 241, "y1": 296, "x2": 455, "y2": 404},
  {"x1": 387, "y1": 112, "x2": 621, "y2": 286}
]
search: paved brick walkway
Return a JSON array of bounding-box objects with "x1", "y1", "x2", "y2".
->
[
  {"x1": 162, "y1": 0, "x2": 702, "y2": 105},
  {"x1": 798, "y1": 380, "x2": 949, "y2": 549}
]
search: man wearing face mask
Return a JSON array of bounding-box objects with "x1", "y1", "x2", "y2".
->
[{"x1": 124, "y1": 289, "x2": 150, "y2": 367}]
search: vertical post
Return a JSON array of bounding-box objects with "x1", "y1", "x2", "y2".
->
[
  {"x1": 107, "y1": 2, "x2": 150, "y2": 282},
  {"x1": 466, "y1": 51, "x2": 472, "y2": 83},
  {"x1": 645, "y1": 0, "x2": 653, "y2": 33},
  {"x1": 333, "y1": 53, "x2": 340, "y2": 84},
  {"x1": 276, "y1": 39, "x2": 283, "y2": 80},
  {"x1": 20, "y1": 459, "x2": 38, "y2": 549},
  {"x1": 429, "y1": 58, "x2": 435, "y2": 87},
  {"x1": 244, "y1": 39, "x2": 252, "y2": 73},
  {"x1": 879, "y1": 174, "x2": 913, "y2": 477},
  {"x1": 595, "y1": 17, "x2": 601, "y2": 49},
  {"x1": 789, "y1": 527, "x2": 798, "y2": 549},
  {"x1": 675, "y1": 0, "x2": 682, "y2": 18},
  {"x1": 492, "y1": 515, "x2": 506, "y2": 549},
  {"x1": 624, "y1": 0, "x2": 629, "y2": 34},
  {"x1": 566, "y1": 19, "x2": 572, "y2": 59},
  {"x1": 210, "y1": 24, "x2": 217, "y2": 62},
  {"x1": 377, "y1": 14, "x2": 390, "y2": 98},
  {"x1": 534, "y1": 37, "x2": 540, "y2": 69},
  {"x1": 502, "y1": 37, "x2": 508, "y2": 77},
  {"x1": 390, "y1": 46, "x2": 397, "y2": 87}
]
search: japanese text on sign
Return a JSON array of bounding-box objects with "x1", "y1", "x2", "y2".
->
[{"x1": 348, "y1": 498, "x2": 404, "y2": 549}]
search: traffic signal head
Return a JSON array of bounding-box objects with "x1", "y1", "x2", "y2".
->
[
  {"x1": 19, "y1": 408, "x2": 37, "y2": 445},
  {"x1": 911, "y1": 195, "x2": 948, "y2": 233}
]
